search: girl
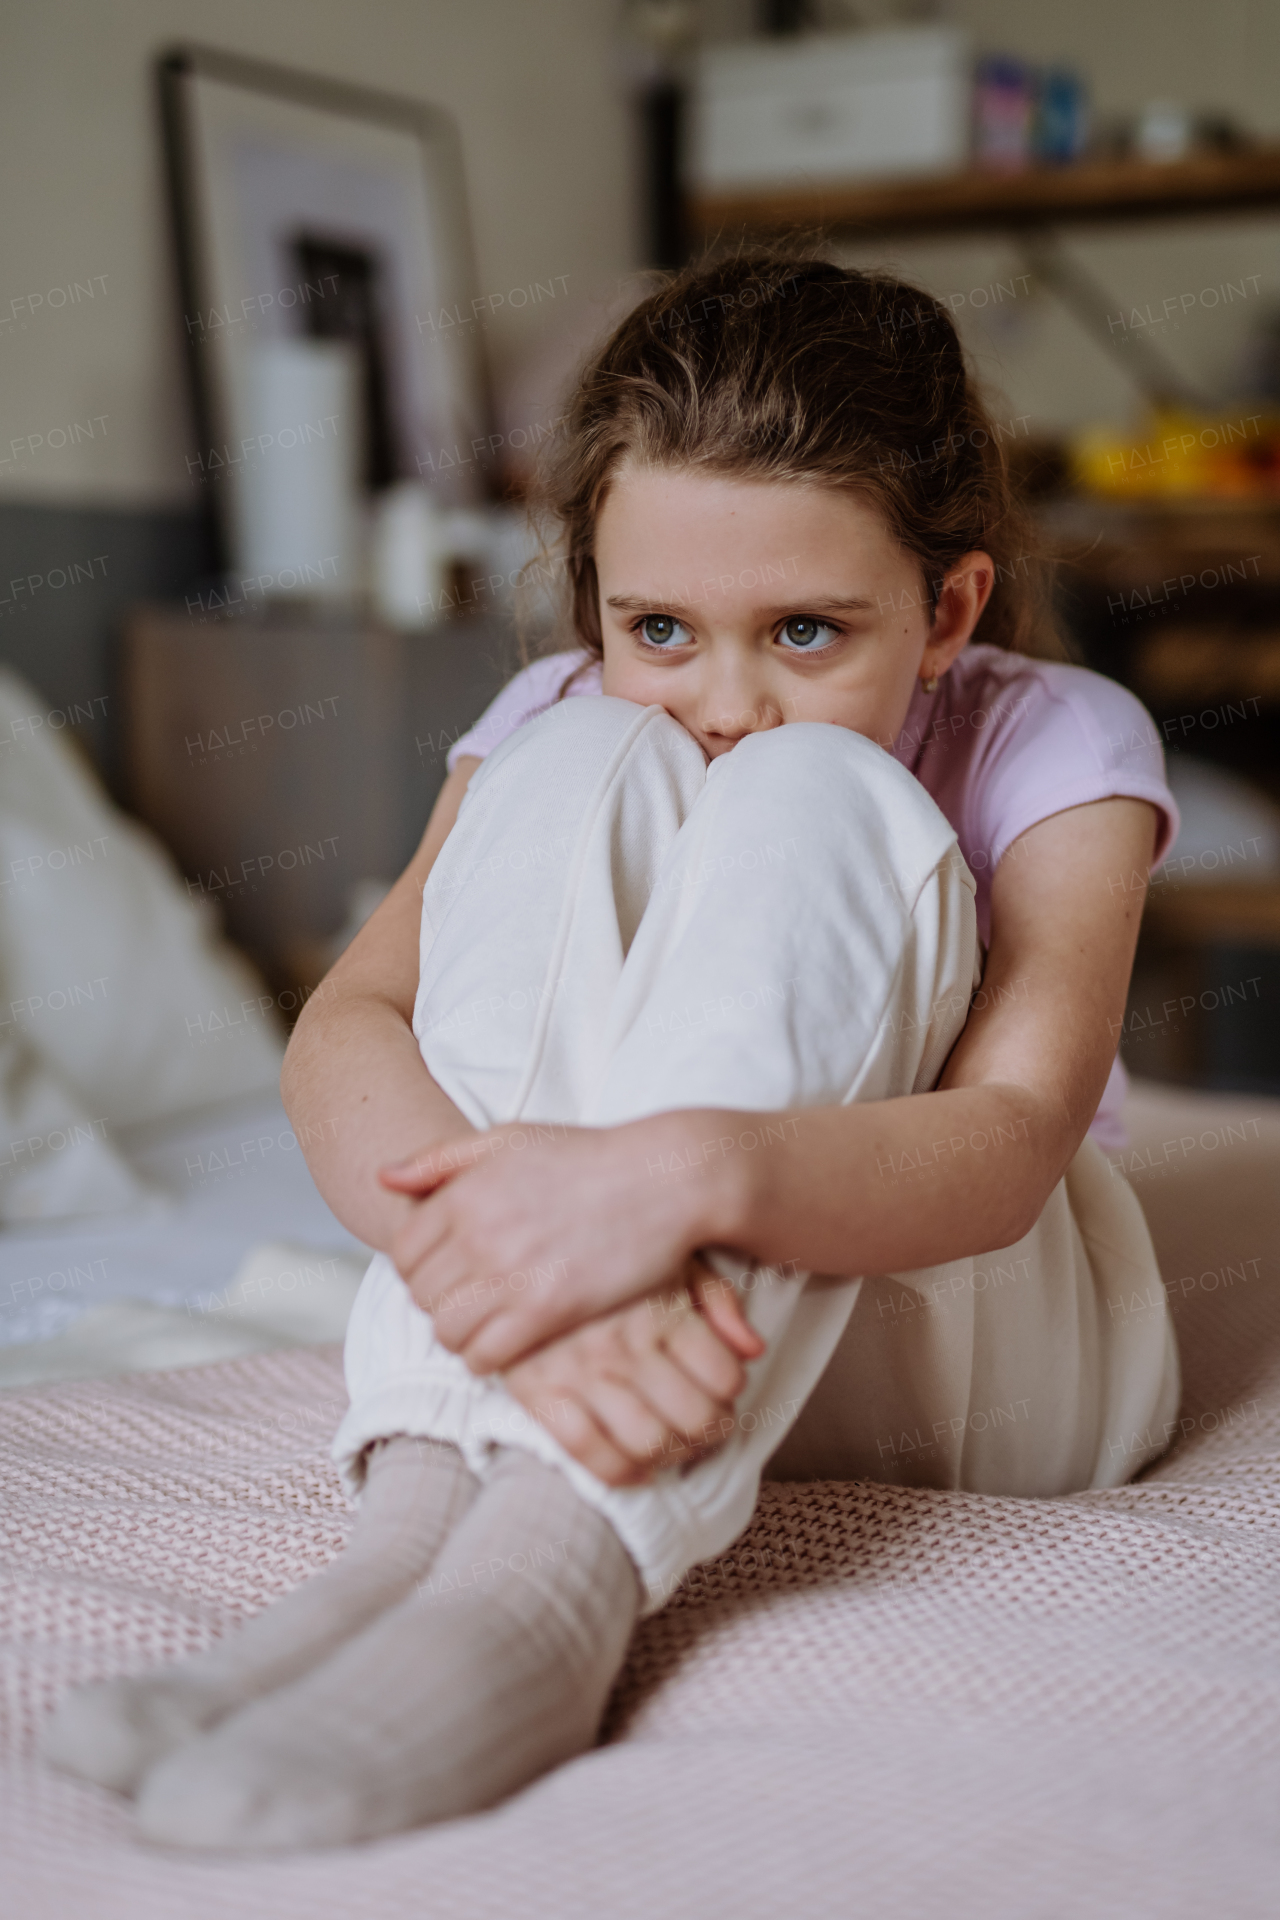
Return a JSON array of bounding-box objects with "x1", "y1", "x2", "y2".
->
[{"x1": 45, "y1": 253, "x2": 1180, "y2": 1851}]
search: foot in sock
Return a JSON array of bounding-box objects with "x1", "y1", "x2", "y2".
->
[
  {"x1": 135, "y1": 1447, "x2": 641, "y2": 1850},
  {"x1": 40, "y1": 1434, "x2": 478, "y2": 1796}
]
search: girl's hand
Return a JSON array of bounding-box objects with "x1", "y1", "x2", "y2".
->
[
  {"x1": 501, "y1": 1261, "x2": 765, "y2": 1487},
  {"x1": 379, "y1": 1115, "x2": 740, "y2": 1373}
]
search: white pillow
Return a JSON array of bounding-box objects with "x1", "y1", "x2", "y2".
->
[
  {"x1": 0, "y1": 668, "x2": 285, "y2": 1129},
  {"x1": 0, "y1": 1027, "x2": 154, "y2": 1223}
]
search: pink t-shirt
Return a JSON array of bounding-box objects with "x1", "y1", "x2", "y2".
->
[{"x1": 447, "y1": 644, "x2": 1179, "y2": 1147}]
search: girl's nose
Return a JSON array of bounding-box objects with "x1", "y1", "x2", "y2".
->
[{"x1": 700, "y1": 684, "x2": 786, "y2": 750}]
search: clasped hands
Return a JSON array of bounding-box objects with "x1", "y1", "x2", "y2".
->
[{"x1": 378, "y1": 1117, "x2": 764, "y2": 1487}]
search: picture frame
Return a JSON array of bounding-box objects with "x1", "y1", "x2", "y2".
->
[{"x1": 158, "y1": 44, "x2": 495, "y2": 580}]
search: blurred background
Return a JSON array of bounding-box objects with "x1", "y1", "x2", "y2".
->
[{"x1": 2, "y1": 0, "x2": 1279, "y2": 1133}]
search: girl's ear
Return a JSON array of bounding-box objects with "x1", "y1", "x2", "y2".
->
[{"x1": 921, "y1": 551, "x2": 996, "y2": 678}]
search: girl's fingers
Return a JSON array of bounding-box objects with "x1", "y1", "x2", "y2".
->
[
  {"x1": 588, "y1": 1322, "x2": 736, "y2": 1464},
  {"x1": 389, "y1": 1193, "x2": 459, "y2": 1290},
  {"x1": 393, "y1": 1206, "x2": 514, "y2": 1352},
  {"x1": 506, "y1": 1370, "x2": 647, "y2": 1486},
  {"x1": 401, "y1": 1245, "x2": 481, "y2": 1338},
  {"x1": 660, "y1": 1306, "x2": 750, "y2": 1404},
  {"x1": 502, "y1": 1303, "x2": 743, "y2": 1483},
  {"x1": 580, "y1": 1377, "x2": 673, "y2": 1469},
  {"x1": 378, "y1": 1143, "x2": 472, "y2": 1194},
  {"x1": 457, "y1": 1302, "x2": 569, "y2": 1374},
  {"x1": 622, "y1": 1356, "x2": 735, "y2": 1469},
  {"x1": 401, "y1": 1239, "x2": 515, "y2": 1362},
  {"x1": 579, "y1": 1372, "x2": 715, "y2": 1477},
  {"x1": 637, "y1": 1275, "x2": 754, "y2": 1398},
  {"x1": 378, "y1": 1163, "x2": 444, "y2": 1195},
  {"x1": 690, "y1": 1263, "x2": 766, "y2": 1359}
]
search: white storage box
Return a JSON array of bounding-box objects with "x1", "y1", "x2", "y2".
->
[{"x1": 688, "y1": 28, "x2": 971, "y2": 193}]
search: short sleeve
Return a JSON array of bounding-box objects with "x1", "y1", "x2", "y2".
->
[
  {"x1": 959, "y1": 659, "x2": 1180, "y2": 878},
  {"x1": 445, "y1": 652, "x2": 601, "y2": 772}
]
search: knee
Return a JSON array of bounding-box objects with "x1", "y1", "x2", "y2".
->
[
  {"x1": 716, "y1": 721, "x2": 899, "y2": 822},
  {"x1": 710, "y1": 721, "x2": 958, "y2": 878},
  {"x1": 730, "y1": 721, "x2": 882, "y2": 781},
  {"x1": 501, "y1": 694, "x2": 702, "y2": 778}
]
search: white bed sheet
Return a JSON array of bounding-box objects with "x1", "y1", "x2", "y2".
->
[{"x1": 0, "y1": 1091, "x2": 368, "y2": 1351}]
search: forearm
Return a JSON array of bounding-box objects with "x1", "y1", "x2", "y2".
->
[
  {"x1": 654, "y1": 1080, "x2": 1069, "y2": 1280},
  {"x1": 405, "y1": 1082, "x2": 1073, "y2": 1373},
  {"x1": 281, "y1": 990, "x2": 475, "y2": 1253}
]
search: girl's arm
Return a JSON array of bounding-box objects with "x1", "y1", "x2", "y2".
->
[
  {"x1": 278, "y1": 758, "x2": 484, "y2": 1251},
  {"x1": 387, "y1": 796, "x2": 1157, "y2": 1372}
]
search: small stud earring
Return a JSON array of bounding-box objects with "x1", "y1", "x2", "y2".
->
[{"x1": 921, "y1": 673, "x2": 939, "y2": 693}]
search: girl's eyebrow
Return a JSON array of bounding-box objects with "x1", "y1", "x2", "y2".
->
[{"x1": 604, "y1": 593, "x2": 877, "y2": 615}]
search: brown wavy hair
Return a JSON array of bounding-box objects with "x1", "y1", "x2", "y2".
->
[{"x1": 526, "y1": 248, "x2": 1062, "y2": 665}]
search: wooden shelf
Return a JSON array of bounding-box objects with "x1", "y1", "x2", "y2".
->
[{"x1": 688, "y1": 144, "x2": 1280, "y2": 240}]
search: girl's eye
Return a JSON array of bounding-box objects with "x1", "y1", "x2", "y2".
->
[
  {"x1": 637, "y1": 614, "x2": 691, "y2": 648},
  {"x1": 777, "y1": 617, "x2": 838, "y2": 652}
]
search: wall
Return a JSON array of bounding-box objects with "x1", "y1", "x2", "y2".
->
[
  {"x1": 0, "y1": 0, "x2": 639, "y2": 772},
  {"x1": 0, "y1": 0, "x2": 637, "y2": 511}
]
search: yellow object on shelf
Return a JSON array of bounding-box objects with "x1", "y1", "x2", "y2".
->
[{"x1": 1072, "y1": 408, "x2": 1280, "y2": 499}]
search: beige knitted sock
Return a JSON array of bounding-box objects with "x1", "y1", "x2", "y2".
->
[
  {"x1": 135, "y1": 1447, "x2": 642, "y2": 1850},
  {"x1": 41, "y1": 1434, "x2": 479, "y2": 1795}
]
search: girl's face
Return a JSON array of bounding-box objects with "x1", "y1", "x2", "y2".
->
[{"x1": 595, "y1": 465, "x2": 994, "y2": 759}]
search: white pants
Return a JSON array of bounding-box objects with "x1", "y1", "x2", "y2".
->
[{"x1": 333, "y1": 698, "x2": 1179, "y2": 1612}]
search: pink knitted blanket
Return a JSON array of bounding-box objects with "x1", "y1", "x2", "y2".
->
[{"x1": 3, "y1": 1083, "x2": 1278, "y2": 1914}]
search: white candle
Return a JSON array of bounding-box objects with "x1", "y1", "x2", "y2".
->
[
  {"x1": 232, "y1": 338, "x2": 363, "y2": 598},
  {"x1": 370, "y1": 482, "x2": 451, "y2": 628}
]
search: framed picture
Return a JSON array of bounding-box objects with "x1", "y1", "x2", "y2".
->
[{"x1": 159, "y1": 44, "x2": 494, "y2": 587}]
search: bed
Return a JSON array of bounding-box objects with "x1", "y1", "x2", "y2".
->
[{"x1": 1, "y1": 1076, "x2": 1276, "y2": 1916}]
